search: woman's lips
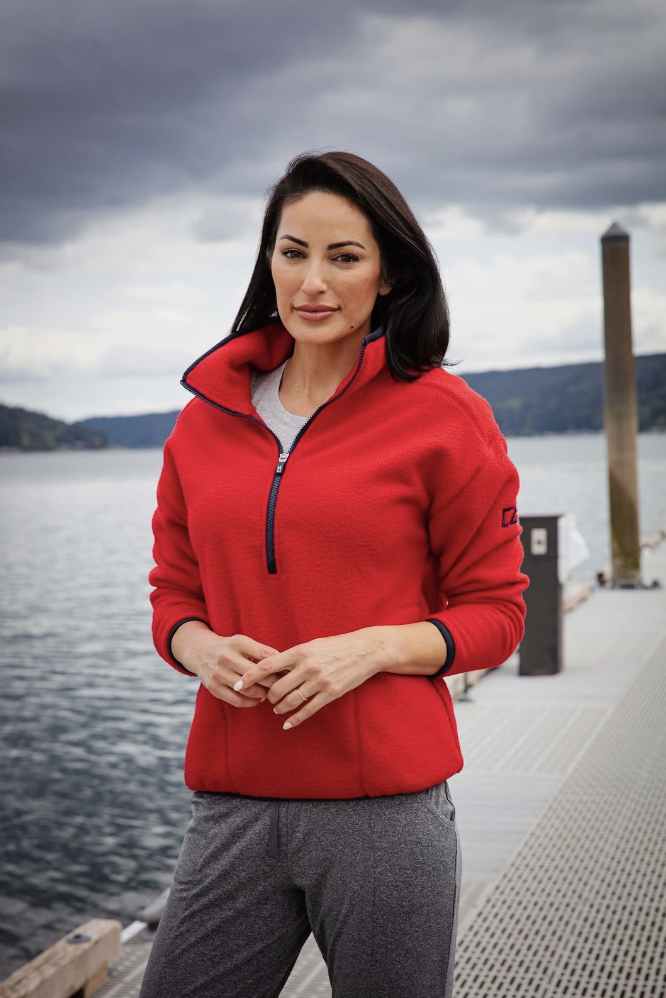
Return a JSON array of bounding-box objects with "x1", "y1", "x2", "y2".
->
[{"x1": 294, "y1": 307, "x2": 339, "y2": 321}]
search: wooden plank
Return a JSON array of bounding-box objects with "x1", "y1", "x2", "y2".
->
[
  {"x1": 562, "y1": 580, "x2": 591, "y2": 611},
  {"x1": 81, "y1": 966, "x2": 109, "y2": 997},
  {"x1": 0, "y1": 919, "x2": 121, "y2": 998}
]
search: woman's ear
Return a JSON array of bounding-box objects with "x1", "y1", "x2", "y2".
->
[{"x1": 378, "y1": 276, "x2": 396, "y2": 296}]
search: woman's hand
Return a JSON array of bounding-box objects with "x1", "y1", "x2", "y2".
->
[
  {"x1": 231, "y1": 622, "x2": 449, "y2": 727},
  {"x1": 172, "y1": 621, "x2": 282, "y2": 707},
  {"x1": 232, "y1": 627, "x2": 390, "y2": 729}
]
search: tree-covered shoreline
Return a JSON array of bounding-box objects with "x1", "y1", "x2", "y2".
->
[
  {"x1": 0, "y1": 403, "x2": 108, "y2": 452},
  {"x1": 2, "y1": 352, "x2": 664, "y2": 451}
]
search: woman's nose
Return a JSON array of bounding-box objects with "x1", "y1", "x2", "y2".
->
[{"x1": 300, "y1": 263, "x2": 327, "y2": 296}]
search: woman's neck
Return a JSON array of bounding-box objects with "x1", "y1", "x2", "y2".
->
[{"x1": 278, "y1": 331, "x2": 367, "y2": 417}]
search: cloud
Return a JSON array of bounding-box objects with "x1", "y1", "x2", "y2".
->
[
  {"x1": 0, "y1": 324, "x2": 101, "y2": 381},
  {"x1": 1, "y1": 0, "x2": 664, "y2": 247},
  {"x1": 1, "y1": 0, "x2": 664, "y2": 419},
  {"x1": 192, "y1": 197, "x2": 264, "y2": 243},
  {"x1": 0, "y1": 322, "x2": 199, "y2": 383},
  {"x1": 0, "y1": 192, "x2": 264, "y2": 394},
  {"x1": 4, "y1": 192, "x2": 663, "y2": 406}
]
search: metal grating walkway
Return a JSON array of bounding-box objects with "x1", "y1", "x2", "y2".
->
[
  {"x1": 93, "y1": 941, "x2": 153, "y2": 998},
  {"x1": 93, "y1": 633, "x2": 666, "y2": 998},
  {"x1": 94, "y1": 932, "x2": 334, "y2": 998},
  {"x1": 454, "y1": 701, "x2": 609, "y2": 774},
  {"x1": 452, "y1": 634, "x2": 666, "y2": 997}
]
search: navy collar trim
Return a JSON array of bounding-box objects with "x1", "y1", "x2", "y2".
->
[{"x1": 181, "y1": 322, "x2": 385, "y2": 383}]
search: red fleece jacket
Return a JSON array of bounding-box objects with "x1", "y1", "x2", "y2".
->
[{"x1": 149, "y1": 322, "x2": 528, "y2": 798}]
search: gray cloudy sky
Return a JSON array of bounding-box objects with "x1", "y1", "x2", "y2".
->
[{"x1": 1, "y1": 0, "x2": 665, "y2": 419}]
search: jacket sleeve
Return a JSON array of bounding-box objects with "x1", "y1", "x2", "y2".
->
[
  {"x1": 423, "y1": 419, "x2": 529, "y2": 680},
  {"x1": 149, "y1": 437, "x2": 210, "y2": 676}
]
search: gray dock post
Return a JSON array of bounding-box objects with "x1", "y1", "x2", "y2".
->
[
  {"x1": 518, "y1": 514, "x2": 563, "y2": 675},
  {"x1": 600, "y1": 222, "x2": 642, "y2": 588}
]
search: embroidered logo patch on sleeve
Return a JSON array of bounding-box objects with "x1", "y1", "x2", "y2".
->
[{"x1": 502, "y1": 505, "x2": 519, "y2": 527}]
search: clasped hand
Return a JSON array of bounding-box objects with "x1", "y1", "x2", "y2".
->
[
  {"x1": 233, "y1": 629, "x2": 387, "y2": 729},
  {"x1": 177, "y1": 620, "x2": 444, "y2": 725}
]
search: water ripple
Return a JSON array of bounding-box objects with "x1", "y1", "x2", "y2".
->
[{"x1": 0, "y1": 438, "x2": 665, "y2": 977}]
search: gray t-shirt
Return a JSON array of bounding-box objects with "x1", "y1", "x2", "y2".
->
[{"x1": 250, "y1": 360, "x2": 311, "y2": 452}]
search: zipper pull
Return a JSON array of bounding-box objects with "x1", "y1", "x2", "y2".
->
[{"x1": 276, "y1": 452, "x2": 290, "y2": 474}]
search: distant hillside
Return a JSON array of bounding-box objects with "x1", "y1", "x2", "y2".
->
[
  {"x1": 80, "y1": 410, "x2": 180, "y2": 449},
  {"x1": 80, "y1": 351, "x2": 666, "y2": 447},
  {"x1": 462, "y1": 352, "x2": 666, "y2": 436},
  {"x1": 0, "y1": 404, "x2": 108, "y2": 451},
  {"x1": 5, "y1": 352, "x2": 663, "y2": 452}
]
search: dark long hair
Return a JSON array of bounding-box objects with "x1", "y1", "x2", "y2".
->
[{"x1": 231, "y1": 151, "x2": 451, "y2": 380}]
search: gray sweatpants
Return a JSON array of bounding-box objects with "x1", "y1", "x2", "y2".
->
[{"x1": 139, "y1": 780, "x2": 462, "y2": 998}]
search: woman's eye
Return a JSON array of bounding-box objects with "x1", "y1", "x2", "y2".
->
[{"x1": 280, "y1": 249, "x2": 358, "y2": 263}]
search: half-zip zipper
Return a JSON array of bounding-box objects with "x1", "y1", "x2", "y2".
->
[
  {"x1": 181, "y1": 330, "x2": 378, "y2": 574},
  {"x1": 266, "y1": 451, "x2": 290, "y2": 573}
]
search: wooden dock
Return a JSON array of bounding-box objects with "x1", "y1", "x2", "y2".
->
[{"x1": 3, "y1": 541, "x2": 665, "y2": 997}]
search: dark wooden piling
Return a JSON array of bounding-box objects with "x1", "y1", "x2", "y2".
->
[{"x1": 600, "y1": 222, "x2": 642, "y2": 588}]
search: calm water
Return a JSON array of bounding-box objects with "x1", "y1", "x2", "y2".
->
[{"x1": 1, "y1": 435, "x2": 665, "y2": 976}]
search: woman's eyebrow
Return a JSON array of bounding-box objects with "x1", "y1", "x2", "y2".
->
[{"x1": 279, "y1": 235, "x2": 366, "y2": 251}]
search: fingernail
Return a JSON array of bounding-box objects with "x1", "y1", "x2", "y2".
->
[
  {"x1": 260, "y1": 697, "x2": 266, "y2": 702},
  {"x1": 273, "y1": 707, "x2": 279, "y2": 714},
  {"x1": 233, "y1": 680, "x2": 243, "y2": 691},
  {"x1": 283, "y1": 722, "x2": 292, "y2": 730}
]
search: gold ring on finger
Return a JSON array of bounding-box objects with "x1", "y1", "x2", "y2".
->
[{"x1": 296, "y1": 687, "x2": 309, "y2": 702}]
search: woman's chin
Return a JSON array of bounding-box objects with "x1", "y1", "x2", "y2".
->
[{"x1": 282, "y1": 316, "x2": 371, "y2": 347}]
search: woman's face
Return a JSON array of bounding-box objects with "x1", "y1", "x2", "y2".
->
[{"x1": 270, "y1": 190, "x2": 392, "y2": 347}]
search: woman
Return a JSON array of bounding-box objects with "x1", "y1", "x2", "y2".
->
[{"x1": 140, "y1": 151, "x2": 528, "y2": 998}]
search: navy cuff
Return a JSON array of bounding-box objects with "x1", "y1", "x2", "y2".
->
[
  {"x1": 167, "y1": 617, "x2": 209, "y2": 675},
  {"x1": 424, "y1": 619, "x2": 456, "y2": 677}
]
